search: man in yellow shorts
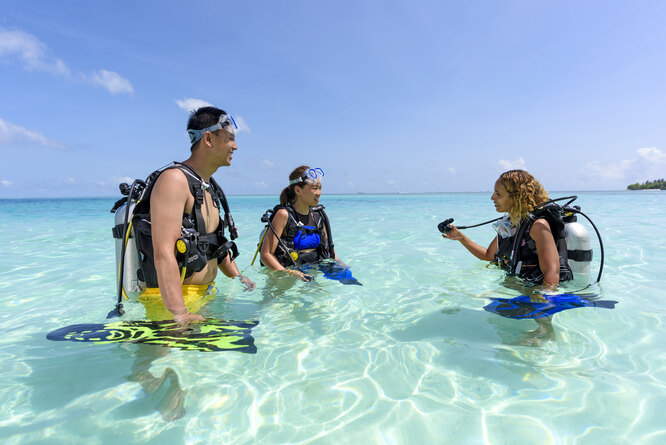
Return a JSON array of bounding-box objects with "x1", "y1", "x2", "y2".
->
[{"x1": 135, "y1": 106, "x2": 255, "y2": 325}]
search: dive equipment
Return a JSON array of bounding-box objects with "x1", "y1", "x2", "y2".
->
[
  {"x1": 492, "y1": 215, "x2": 515, "y2": 239},
  {"x1": 494, "y1": 200, "x2": 574, "y2": 283},
  {"x1": 301, "y1": 261, "x2": 363, "y2": 286},
  {"x1": 483, "y1": 293, "x2": 617, "y2": 319},
  {"x1": 437, "y1": 218, "x2": 454, "y2": 233},
  {"x1": 251, "y1": 204, "x2": 335, "y2": 268},
  {"x1": 47, "y1": 318, "x2": 259, "y2": 353},
  {"x1": 439, "y1": 196, "x2": 603, "y2": 284},
  {"x1": 109, "y1": 179, "x2": 146, "y2": 317},
  {"x1": 110, "y1": 162, "x2": 238, "y2": 316},
  {"x1": 187, "y1": 113, "x2": 238, "y2": 145},
  {"x1": 563, "y1": 208, "x2": 592, "y2": 275},
  {"x1": 289, "y1": 167, "x2": 325, "y2": 185}
]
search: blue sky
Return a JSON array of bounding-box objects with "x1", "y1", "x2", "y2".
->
[{"x1": 1, "y1": 0, "x2": 666, "y2": 198}]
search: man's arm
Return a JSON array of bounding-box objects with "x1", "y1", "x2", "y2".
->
[
  {"x1": 218, "y1": 256, "x2": 256, "y2": 290},
  {"x1": 443, "y1": 225, "x2": 498, "y2": 261},
  {"x1": 150, "y1": 169, "x2": 204, "y2": 324}
]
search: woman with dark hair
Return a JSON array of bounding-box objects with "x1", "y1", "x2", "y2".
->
[
  {"x1": 443, "y1": 169, "x2": 573, "y2": 287},
  {"x1": 259, "y1": 165, "x2": 339, "y2": 281}
]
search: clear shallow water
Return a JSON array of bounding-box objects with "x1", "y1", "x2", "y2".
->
[{"x1": 1, "y1": 192, "x2": 665, "y2": 444}]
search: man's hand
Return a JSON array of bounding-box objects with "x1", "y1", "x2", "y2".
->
[
  {"x1": 238, "y1": 275, "x2": 256, "y2": 291},
  {"x1": 172, "y1": 309, "x2": 205, "y2": 328}
]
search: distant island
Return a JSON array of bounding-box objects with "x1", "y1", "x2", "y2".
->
[{"x1": 627, "y1": 179, "x2": 666, "y2": 190}]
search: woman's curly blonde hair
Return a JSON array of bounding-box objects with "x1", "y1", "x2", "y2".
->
[{"x1": 499, "y1": 170, "x2": 549, "y2": 225}]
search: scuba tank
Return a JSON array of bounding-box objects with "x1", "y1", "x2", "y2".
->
[
  {"x1": 563, "y1": 208, "x2": 592, "y2": 275},
  {"x1": 112, "y1": 199, "x2": 145, "y2": 294},
  {"x1": 109, "y1": 180, "x2": 147, "y2": 317}
]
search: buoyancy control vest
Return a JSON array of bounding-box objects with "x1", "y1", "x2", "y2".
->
[
  {"x1": 260, "y1": 204, "x2": 335, "y2": 267},
  {"x1": 494, "y1": 202, "x2": 574, "y2": 284},
  {"x1": 111, "y1": 162, "x2": 238, "y2": 291}
]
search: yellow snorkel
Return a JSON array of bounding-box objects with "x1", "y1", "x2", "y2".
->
[{"x1": 251, "y1": 228, "x2": 268, "y2": 266}]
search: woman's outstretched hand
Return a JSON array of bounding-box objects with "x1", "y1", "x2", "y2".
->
[{"x1": 442, "y1": 225, "x2": 464, "y2": 241}]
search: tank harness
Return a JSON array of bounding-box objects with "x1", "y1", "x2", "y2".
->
[
  {"x1": 251, "y1": 204, "x2": 335, "y2": 267},
  {"x1": 494, "y1": 202, "x2": 574, "y2": 284},
  {"x1": 109, "y1": 162, "x2": 238, "y2": 316}
]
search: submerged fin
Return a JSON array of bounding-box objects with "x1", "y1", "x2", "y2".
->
[
  {"x1": 484, "y1": 293, "x2": 618, "y2": 319},
  {"x1": 317, "y1": 263, "x2": 363, "y2": 286},
  {"x1": 47, "y1": 318, "x2": 259, "y2": 353}
]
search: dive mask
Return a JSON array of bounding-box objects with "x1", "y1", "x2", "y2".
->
[
  {"x1": 188, "y1": 113, "x2": 239, "y2": 145},
  {"x1": 492, "y1": 214, "x2": 516, "y2": 239},
  {"x1": 289, "y1": 168, "x2": 324, "y2": 185}
]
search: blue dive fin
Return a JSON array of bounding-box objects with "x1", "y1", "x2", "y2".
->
[{"x1": 483, "y1": 293, "x2": 617, "y2": 319}]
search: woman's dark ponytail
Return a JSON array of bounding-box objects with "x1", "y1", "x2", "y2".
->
[{"x1": 280, "y1": 165, "x2": 310, "y2": 205}]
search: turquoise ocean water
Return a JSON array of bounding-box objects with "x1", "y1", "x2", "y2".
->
[{"x1": 1, "y1": 191, "x2": 665, "y2": 444}]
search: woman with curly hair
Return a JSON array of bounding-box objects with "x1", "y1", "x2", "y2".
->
[{"x1": 443, "y1": 169, "x2": 573, "y2": 287}]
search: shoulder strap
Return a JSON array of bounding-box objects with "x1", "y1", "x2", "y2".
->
[
  {"x1": 209, "y1": 176, "x2": 238, "y2": 240},
  {"x1": 169, "y1": 163, "x2": 211, "y2": 252},
  {"x1": 171, "y1": 162, "x2": 239, "y2": 241},
  {"x1": 282, "y1": 205, "x2": 300, "y2": 226},
  {"x1": 505, "y1": 217, "x2": 531, "y2": 274},
  {"x1": 311, "y1": 205, "x2": 335, "y2": 257}
]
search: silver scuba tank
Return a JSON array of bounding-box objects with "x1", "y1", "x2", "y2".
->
[
  {"x1": 563, "y1": 214, "x2": 592, "y2": 275},
  {"x1": 113, "y1": 200, "x2": 145, "y2": 295}
]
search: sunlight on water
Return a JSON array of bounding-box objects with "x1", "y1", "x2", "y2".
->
[{"x1": 1, "y1": 192, "x2": 665, "y2": 444}]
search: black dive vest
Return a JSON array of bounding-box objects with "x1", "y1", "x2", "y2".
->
[
  {"x1": 131, "y1": 163, "x2": 238, "y2": 287},
  {"x1": 266, "y1": 204, "x2": 335, "y2": 267},
  {"x1": 494, "y1": 203, "x2": 573, "y2": 284}
]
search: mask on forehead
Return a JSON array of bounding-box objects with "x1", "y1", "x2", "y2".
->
[
  {"x1": 289, "y1": 168, "x2": 324, "y2": 186},
  {"x1": 187, "y1": 114, "x2": 238, "y2": 145}
]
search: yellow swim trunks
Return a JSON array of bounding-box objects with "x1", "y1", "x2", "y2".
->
[{"x1": 138, "y1": 282, "x2": 218, "y2": 320}]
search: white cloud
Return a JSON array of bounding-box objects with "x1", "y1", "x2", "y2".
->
[
  {"x1": 110, "y1": 176, "x2": 134, "y2": 185},
  {"x1": 66, "y1": 178, "x2": 76, "y2": 184},
  {"x1": 637, "y1": 147, "x2": 666, "y2": 164},
  {"x1": 585, "y1": 147, "x2": 666, "y2": 182},
  {"x1": 585, "y1": 159, "x2": 635, "y2": 180},
  {"x1": 0, "y1": 27, "x2": 133, "y2": 95},
  {"x1": 89, "y1": 69, "x2": 134, "y2": 95},
  {"x1": 0, "y1": 118, "x2": 65, "y2": 149},
  {"x1": 254, "y1": 181, "x2": 268, "y2": 189},
  {"x1": 260, "y1": 159, "x2": 274, "y2": 169},
  {"x1": 1, "y1": 180, "x2": 11, "y2": 186},
  {"x1": 447, "y1": 167, "x2": 456, "y2": 174},
  {"x1": 0, "y1": 27, "x2": 70, "y2": 76},
  {"x1": 498, "y1": 157, "x2": 526, "y2": 170},
  {"x1": 176, "y1": 98, "x2": 213, "y2": 112}
]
